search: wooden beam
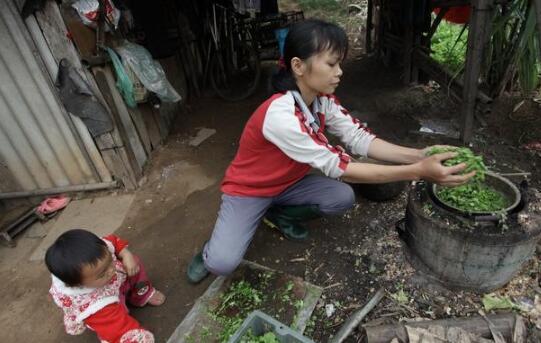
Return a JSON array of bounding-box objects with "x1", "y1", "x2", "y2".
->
[
  {"x1": 363, "y1": 313, "x2": 520, "y2": 343},
  {"x1": 427, "y1": 8, "x2": 449, "y2": 40},
  {"x1": 460, "y1": 0, "x2": 494, "y2": 143},
  {"x1": 430, "y1": 0, "x2": 471, "y2": 8},
  {"x1": 403, "y1": 0, "x2": 414, "y2": 84},
  {"x1": 366, "y1": 0, "x2": 374, "y2": 53}
]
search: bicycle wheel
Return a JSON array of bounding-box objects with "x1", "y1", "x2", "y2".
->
[{"x1": 210, "y1": 42, "x2": 261, "y2": 101}]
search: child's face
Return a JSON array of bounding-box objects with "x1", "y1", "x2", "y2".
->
[
  {"x1": 79, "y1": 251, "x2": 115, "y2": 288},
  {"x1": 299, "y1": 49, "x2": 343, "y2": 95}
]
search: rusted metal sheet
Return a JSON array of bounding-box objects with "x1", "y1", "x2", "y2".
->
[{"x1": 0, "y1": 0, "x2": 98, "y2": 192}]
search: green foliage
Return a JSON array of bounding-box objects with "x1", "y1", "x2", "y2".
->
[
  {"x1": 212, "y1": 280, "x2": 264, "y2": 342},
  {"x1": 240, "y1": 330, "x2": 280, "y2": 343},
  {"x1": 297, "y1": 0, "x2": 343, "y2": 13},
  {"x1": 431, "y1": 21, "x2": 468, "y2": 75},
  {"x1": 436, "y1": 183, "x2": 508, "y2": 213},
  {"x1": 210, "y1": 274, "x2": 300, "y2": 342},
  {"x1": 427, "y1": 147, "x2": 508, "y2": 212},
  {"x1": 297, "y1": 0, "x2": 348, "y2": 24},
  {"x1": 484, "y1": 1, "x2": 540, "y2": 95},
  {"x1": 391, "y1": 288, "x2": 409, "y2": 305},
  {"x1": 482, "y1": 294, "x2": 518, "y2": 311},
  {"x1": 427, "y1": 147, "x2": 487, "y2": 182}
]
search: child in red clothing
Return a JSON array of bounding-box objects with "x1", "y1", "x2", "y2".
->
[{"x1": 45, "y1": 229, "x2": 165, "y2": 343}]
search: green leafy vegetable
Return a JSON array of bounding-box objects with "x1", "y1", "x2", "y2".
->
[{"x1": 427, "y1": 147, "x2": 508, "y2": 212}]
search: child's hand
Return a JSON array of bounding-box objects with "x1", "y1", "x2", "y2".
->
[{"x1": 119, "y1": 248, "x2": 140, "y2": 276}]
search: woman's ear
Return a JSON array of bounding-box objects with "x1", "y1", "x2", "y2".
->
[{"x1": 291, "y1": 57, "x2": 305, "y2": 77}]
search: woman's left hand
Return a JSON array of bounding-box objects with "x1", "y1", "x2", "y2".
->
[
  {"x1": 119, "y1": 248, "x2": 140, "y2": 276},
  {"x1": 420, "y1": 145, "x2": 456, "y2": 159}
]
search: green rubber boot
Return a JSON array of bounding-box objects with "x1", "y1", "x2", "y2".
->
[
  {"x1": 187, "y1": 251, "x2": 210, "y2": 284},
  {"x1": 263, "y1": 205, "x2": 321, "y2": 241}
]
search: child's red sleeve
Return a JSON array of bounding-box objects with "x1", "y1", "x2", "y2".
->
[
  {"x1": 84, "y1": 303, "x2": 145, "y2": 343},
  {"x1": 103, "y1": 235, "x2": 129, "y2": 254}
]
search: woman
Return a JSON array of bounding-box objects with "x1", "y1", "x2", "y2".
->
[{"x1": 187, "y1": 19, "x2": 474, "y2": 283}]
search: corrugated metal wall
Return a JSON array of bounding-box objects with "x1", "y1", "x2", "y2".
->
[{"x1": 0, "y1": 0, "x2": 98, "y2": 192}]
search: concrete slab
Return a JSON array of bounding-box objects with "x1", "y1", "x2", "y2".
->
[
  {"x1": 29, "y1": 194, "x2": 135, "y2": 261},
  {"x1": 188, "y1": 127, "x2": 216, "y2": 147}
]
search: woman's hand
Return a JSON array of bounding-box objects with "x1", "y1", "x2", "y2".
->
[
  {"x1": 420, "y1": 145, "x2": 455, "y2": 157},
  {"x1": 118, "y1": 248, "x2": 140, "y2": 276},
  {"x1": 416, "y1": 151, "x2": 476, "y2": 186}
]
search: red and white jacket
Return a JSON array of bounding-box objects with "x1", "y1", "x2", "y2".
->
[
  {"x1": 49, "y1": 235, "x2": 153, "y2": 343},
  {"x1": 222, "y1": 91, "x2": 376, "y2": 196}
]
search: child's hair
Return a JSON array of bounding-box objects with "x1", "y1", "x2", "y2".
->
[
  {"x1": 45, "y1": 229, "x2": 108, "y2": 287},
  {"x1": 271, "y1": 19, "x2": 348, "y2": 93}
]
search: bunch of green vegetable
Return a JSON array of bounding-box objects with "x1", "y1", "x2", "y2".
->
[
  {"x1": 240, "y1": 330, "x2": 280, "y2": 343},
  {"x1": 427, "y1": 146, "x2": 487, "y2": 182},
  {"x1": 427, "y1": 147, "x2": 508, "y2": 212}
]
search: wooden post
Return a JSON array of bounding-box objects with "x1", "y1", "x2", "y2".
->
[
  {"x1": 403, "y1": 0, "x2": 414, "y2": 84},
  {"x1": 365, "y1": 0, "x2": 373, "y2": 53},
  {"x1": 376, "y1": 0, "x2": 384, "y2": 58},
  {"x1": 460, "y1": 0, "x2": 494, "y2": 144}
]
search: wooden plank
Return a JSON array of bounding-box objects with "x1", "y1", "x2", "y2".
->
[
  {"x1": 460, "y1": 0, "x2": 494, "y2": 143},
  {"x1": 152, "y1": 106, "x2": 170, "y2": 139},
  {"x1": 128, "y1": 107, "x2": 152, "y2": 155},
  {"x1": 59, "y1": 6, "x2": 96, "y2": 58},
  {"x1": 139, "y1": 104, "x2": 162, "y2": 150},
  {"x1": 94, "y1": 133, "x2": 137, "y2": 189},
  {"x1": 93, "y1": 68, "x2": 144, "y2": 177},
  {"x1": 101, "y1": 68, "x2": 147, "y2": 169}
]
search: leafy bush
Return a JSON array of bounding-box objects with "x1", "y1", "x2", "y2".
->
[{"x1": 431, "y1": 21, "x2": 468, "y2": 75}]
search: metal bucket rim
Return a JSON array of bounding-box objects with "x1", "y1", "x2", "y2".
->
[{"x1": 430, "y1": 171, "x2": 521, "y2": 215}]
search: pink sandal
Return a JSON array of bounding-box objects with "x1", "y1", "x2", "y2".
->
[{"x1": 36, "y1": 196, "x2": 70, "y2": 215}]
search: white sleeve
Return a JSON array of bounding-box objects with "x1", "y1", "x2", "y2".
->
[
  {"x1": 262, "y1": 95, "x2": 350, "y2": 178},
  {"x1": 322, "y1": 96, "x2": 376, "y2": 157}
]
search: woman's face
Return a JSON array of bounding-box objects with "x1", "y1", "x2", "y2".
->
[{"x1": 297, "y1": 49, "x2": 343, "y2": 95}]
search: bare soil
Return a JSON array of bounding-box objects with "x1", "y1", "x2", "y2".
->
[{"x1": 1, "y1": 54, "x2": 541, "y2": 343}]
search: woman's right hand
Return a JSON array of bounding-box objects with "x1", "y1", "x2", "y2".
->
[{"x1": 416, "y1": 152, "x2": 476, "y2": 186}]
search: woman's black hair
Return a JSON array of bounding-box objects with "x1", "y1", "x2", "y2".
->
[
  {"x1": 271, "y1": 19, "x2": 348, "y2": 93},
  {"x1": 45, "y1": 229, "x2": 108, "y2": 287}
]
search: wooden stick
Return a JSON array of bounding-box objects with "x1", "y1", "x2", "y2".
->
[
  {"x1": 328, "y1": 288, "x2": 385, "y2": 343},
  {"x1": 495, "y1": 172, "x2": 531, "y2": 177},
  {"x1": 363, "y1": 313, "x2": 518, "y2": 343}
]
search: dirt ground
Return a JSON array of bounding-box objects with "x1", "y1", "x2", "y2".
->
[{"x1": 1, "y1": 53, "x2": 541, "y2": 343}]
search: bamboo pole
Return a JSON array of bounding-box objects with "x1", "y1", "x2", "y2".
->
[{"x1": 0, "y1": 181, "x2": 119, "y2": 200}]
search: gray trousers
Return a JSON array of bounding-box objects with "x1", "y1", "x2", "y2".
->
[{"x1": 203, "y1": 175, "x2": 355, "y2": 275}]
